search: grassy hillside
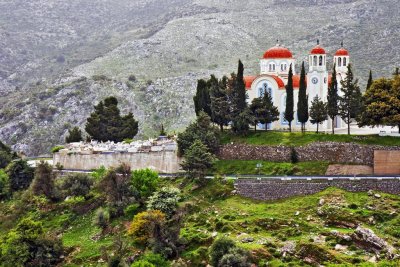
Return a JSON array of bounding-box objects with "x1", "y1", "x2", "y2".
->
[
  {"x1": 220, "y1": 131, "x2": 400, "y2": 147},
  {"x1": 1, "y1": 176, "x2": 400, "y2": 266}
]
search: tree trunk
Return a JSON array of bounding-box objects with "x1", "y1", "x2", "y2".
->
[
  {"x1": 317, "y1": 123, "x2": 319, "y2": 134},
  {"x1": 254, "y1": 124, "x2": 257, "y2": 132},
  {"x1": 289, "y1": 122, "x2": 292, "y2": 132},
  {"x1": 398, "y1": 124, "x2": 400, "y2": 134},
  {"x1": 347, "y1": 115, "x2": 351, "y2": 135},
  {"x1": 220, "y1": 124, "x2": 224, "y2": 132},
  {"x1": 332, "y1": 117, "x2": 335, "y2": 134}
]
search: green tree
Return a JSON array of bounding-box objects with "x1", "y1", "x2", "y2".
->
[
  {"x1": 147, "y1": 187, "x2": 181, "y2": 218},
  {"x1": 366, "y1": 70, "x2": 373, "y2": 91},
  {"x1": 193, "y1": 79, "x2": 211, "y2": 117},
  {"x1": 262, "y1": 90, "x2": 280, "y2": 129},
  {"x1": 327, "y1": 64, "x2": 339, "y2": 134},
  {"x1": 5, "y1": 159, "x2": 34, "y2": 191},
  {"x1": 230, "y1": 60, "x2": 249, "y2": 135},
  {"x1": 65, "y1": 126, "x2": 83, "y2": 143},
  {"x1": 30, "y1": 161, "x2": 56, "y2": 200},
  {"x1": 310, "y1": 96, "x2": 328, "y2": 134},
  {"x1": 99, "y1": 164, "x2": 134, "y2": 217},
  {"x1": 131, "y1": 168, "x2": 159, "y2": 201},
  {"x1": 0, "y1": 169, "x2": 10, "y2": 200},
  {"x1": 249, "y1": 97, "x2": 264, "y2": 132},
  {"x1": 231, "y1": 108, "x2": 253, "y2": 136},
  {"x1": 85, "y1": 96, "x2": 139, "y2": 142},
  {"x1": 358, "y1": 76, "x2": 400, "y2": 133},
  {"x1": 284, "y1": 64, "x2": 294, "y2": 132},
  {"x1": 393, "y1": 67, "x2": 399, "y2": 76},
  {"x1": 0, "y1": 140, "x2": 16, "y2": 169},
  {"x1": 210, "y1": 76, "x2": 230, "y2": 131},
  {"x1": 180, "y1": 140, "x2": 216, "y2": 179},
  {"x1": 297, "y1": 62, "x2": 309, "y2": 132},
  {"x1": 60, "y1": 173, "x2": 93, "y2": 199},
  {"x1": 339, "y1": 64, "x2": 362, "y2": 135},
  {"x1": 177, "y1": 112, "x2": 220, "y2": 156}
]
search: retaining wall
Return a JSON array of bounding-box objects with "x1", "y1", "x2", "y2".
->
[
  {"x1": 219, "y1": 142, "x2": 400, "y2": 166},
  {"x1": 234, "y1": 178, "x2": 400, "y2": 201},
  {"x1": 53, "y1": 151, "x2": 182, "y2": 173}
]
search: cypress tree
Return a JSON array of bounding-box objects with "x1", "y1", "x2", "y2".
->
[
  {"x1": 366, "y1": 70, "x2": 373, "y2": 90},
  {"x1": 393, "y1": 67, "x2": 400, "y2": 76},
  {"x1": 210, "y1": 75, "x2": 230, "y2": 131},
  {"x1": 231, "y1": 60, "x2": 250, "y2": 135},
  {"x1": 284, "y1": 64, "x2": 294, "y2": 132},
  {"x1": 297, "y1": 62, "x2": 308, "y2": 132},
  {"x1": 339, "y1": 64, "x2": 362, "y2": 135},
  {"x1": 193, "y1": 79, "x2": 211, "y2": 117},
  {"x1": 235, "y1": 60, "x2": 247, "y2": 112},
  {"x1": 327, "y1": 64, "x2": 339, "y2": 134}
]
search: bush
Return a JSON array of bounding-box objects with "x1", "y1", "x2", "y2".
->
[
  {"x1": 0, "y1": 169, "x2": 10, "y2": 199},
  {"x1": 30, "y1": 161, "x2": 56, "y2": 200},
  {"x1": 131, "y1": 168, "x2": 159, "y2": 200},
  {"x1": 180, "y1": 140, "x2": 216, "y2": 179},
  {"x1": 290, "y1": 148, "x2": 298, "y2": 164},
  {"x1": 209, "y1": 237, "x2": 236, "y2": 267},
  {"x1": 131, "y1": 260, "x2": 155, "y2": 267},
  {"x1": 146, "y1": 187, "x2": 180, "y2": 218},
  {"x1": 139, "y1": 253, "x2": 170, "y2": 267},
  {"x1": 65, "y1": 126, "x2": 83, "y2": 143},
  {"x1": 124, "y1": 203, "x2": 140, "y2": 217},
  {"x1": 94, "y1": 208, "x2": 109, "y2": 231},
  {"x1": 60, "y1": 173, "x2": 93, "y2": 198},
  {"x1": 51, "y1": 145, "x2": 64, "y2": 153},
  {"x1": 219, "y1": 246, "x2": 252, "y2": 267},
  {"x1": 6, "y1": 159, "x2": 34, "y2": 191},
  {"x1": 128, "y1": 210, "x2": 166, "y2": 246},
  {"x1": 128, "y1": 75, "x2": 137, "y2": 82},
  {"x1": 0, "y1": 218, "x2": 63, "y2": 266}
]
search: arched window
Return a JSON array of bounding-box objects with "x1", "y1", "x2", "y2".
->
[
  {"x1": 319, "y1": 56, "x2": 323, "y2": 66},
  {"x1": 338, "y1": 57, "x2": 342, "y2": 67},
  {"x1": 313, "y1": 56, "x2": 317, "y2": 66},
  {"x1": 343, "y1": 57, "x2": 347, "y2": 66},
  {"x1": 272, "y1": 64, "x2": 275, "y2": 71}
]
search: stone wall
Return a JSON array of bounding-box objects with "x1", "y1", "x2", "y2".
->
[
  {"x1": 234, "y1": 178, "x2": 400, "y2": 201},
  {"x1": 218, "y1": 142, "x2": 400, "y2": 166},
  {"x1": 53, "y1": 151, "x2": 182, "y2": 173}
]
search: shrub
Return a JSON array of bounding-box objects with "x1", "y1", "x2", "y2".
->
[
  {"x1": 92, "y1": 166, "x2": 107, "y2": 181},
  {"x1": 146, "y1": 187, "x2": 180, "y2": 218},
  {"x1": 30, "y1": 161, "x2": 56, "y2": 200},
  {"x1": 180, "y1": 140, "x2": 216, "y2": 179},
  {"x1": 219, "y1": 246, "x2": 252, "y2": 267},
  {"x1": 131, "y1": 168, "x2": 159, "y2": 200},
  {"x1": 60, "y1": 173, "x2": 93, "y2": 198},
  {"x1": 124, "y1": 203, "x2": 140, "y2": 217},
  {"x1": 128, "y1": 75, "x2": 137, "y2": 82},
  {"x1": 139, "y1": 252, "x2": 170, "y2": 267},
  {"x1": 290, "y1": 147, "x2": 298, "y2": 164},
  {"x1": 128, "y1": 210, "x2": 166, "y2": 246},
  {"x1": 94, "y1": 208, "x2": 109, "y2": 231},
  {"x1": 6, "y1": 160, "x2": 35, "y2": 191},
  {"x1": 0, "y1": 169, "x2": 10, "y2": 199},
  {"x1": 131, "y1": 260, "x2": 155, "y2": 267},
  {"x1": 51, "y1": 145, "x2": 64, "y2": 153},
  {"x1": 209, "y1": 237, "x2": 236, "y2": 267}
]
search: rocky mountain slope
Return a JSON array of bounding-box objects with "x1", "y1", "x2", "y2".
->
[{"x1": 0, "y1": 0, "x2": 399, "y2": 155}]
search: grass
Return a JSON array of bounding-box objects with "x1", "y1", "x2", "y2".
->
[
  {"x1": 220, "y1": 130, "x2": 400, "y2": 147},
  {"x1": 213, "y1": 160, "x2": 329, "y2": 175}
]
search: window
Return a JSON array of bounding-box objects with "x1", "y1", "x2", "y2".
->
[
  {"x1": 258, "y1": 83, "x2": 273, "y2": 98},
  {"x1": 272, "y1": 64, "x2": 275, "y2": 71},
  {"x1": 338, "y1": 57, "x2": 342, "y2": 67},
  {"x1": 281, "y1": 64, "x2": 287, "y2": 71},
  {"x1": 313, "y1": 56, "x2": 317, "y2": 66},
  {"x1": 343, "y1": 57, "x2": 347, "y2": 66},
  {"x1": 319, "y1": 56, "x2": 323, "y2": 66}
]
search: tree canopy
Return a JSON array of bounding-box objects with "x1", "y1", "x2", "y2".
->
[
  {"x1": 310, "y1": 96, "x2": 328, "y2": 134},
  {"x1": 284, "y1": 64, "x2": 294, "y2": 132},
  {"x1": 297, "y1": 62, "x2": 309, "y2": 132},
  {"x1": 85, "y1": 96, "x2": 138, "y2": 142}
]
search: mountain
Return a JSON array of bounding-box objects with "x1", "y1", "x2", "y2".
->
[{"x1": 0, "y1": 0, "x2": 399, "y2": 155}]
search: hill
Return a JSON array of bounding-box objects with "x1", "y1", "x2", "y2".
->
[
  {"x1": 1, "y1": 0, "x2": 399, "y2": 155},
  {"x1": 1, "y1": 176, "x2": 400, "y2": 266}
]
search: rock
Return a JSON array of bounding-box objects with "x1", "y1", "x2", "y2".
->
[
  {"x1": 212, "y1": 232, "x2": 218, "y2": 237},
  {"x1": 231, "y1": 190, "x2": 237, "y2": 194},
  {"x1": 280, "y1": 241, "x2": 296, "y2": 257},
  {"x1": 335, "y1": 244, "x2": 348, "y2": 251},
  {"x1": 374, "y1": 194, "x2": 381, "y2": 198},
  {"x1": 368, "y1": 190, "x2": 374, "y2": 196},
  {"x1": 307, "y1": 215, "x2": 312, "y2": 221},
  {"x1": 241, "y1": 237, "x2": 254, "y2": 243},
  {"x1": 368, "y1": 255, "x2": 377, "y2": 263},
  {"x1": 352, "y1": 226, "x2": 391, "y2": 254},
  {"x1": 319, "y1": 198, "x2": 325, "y2": 206},
  {"x1": 295, "y1": 211, "x2": 300, "y2": 216}
]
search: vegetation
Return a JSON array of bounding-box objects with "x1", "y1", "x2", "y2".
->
[
  {"x1": 249, "y1": 90, "x2": 279, "y2": 132},
  {"x1": 5, "y1": 159, "x2": 34, "y2": 192},
  {"x1": 309, "y1": 95, "x2": 328, "y2": 134},
  {"x1": 85, "y1": 96, "x2": 139, "y2": 142},
  {"x1": 297, "y1": 62, "x2": 309, "y2": 132},
  {"x1": 0, "y1": 141, "x2": 16, "y2": 169},
  {"x1": 213, "y1": 160, "x2": 329, "y2": 175},
  {"x1": 65, "y1": 126, "x2": 83, "y2": 143},
  {"x1": 60, "y1": 173, "x2": 94, "y2": 199},
  {"x1": 193, "y1": 78, "x2": 212, "y2": 117},
  {"x1": 327, "y1": 64, "x2": 339, "y2": 134},
  {"x1": 30, "y1": 161, "x2": 56, "y2": 200},
  {"x1": 146, "y1": 187, "x2": 181, "y2": 218},
  {"x1": 181, "y1": 140, "x2": 216, "y2": 179},
  {"x1": 0, "y1": 170, "x2": 9, "y2": 200},
  {"x1": 284, "y1": 64, "x2": 294, "y2": 132},
  {"x1": 220, "y1": 130, "x2": 400, "y2": 147},
  {"x1": 210, "y1": 75, "x2": 230, "y2": 131},
  {"x1": 131, "y1": 168, "x2": 159, "y2": 201}
]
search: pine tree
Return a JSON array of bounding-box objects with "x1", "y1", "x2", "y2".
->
[
  {"x1": 249, "y1": 97, "x2": 264, "y2": 132},
  {"x1": 65, "y1": 127, "x2": 83, "y2": 143},
  {"x1": 327, "y1": 64, "x2": 339, "y2": 134},
  {"x1": 193, "y1": 79, "x2": 211, "y2": 117},
  {"x1": 262, "y1": 90, "x2": 279, "y2": 130},
  {"x1": 297, "y1": 62, "x2": 308, "y2": 132},
  {"x1": 234, "y1": 60, "x2": 247, "y2": 112},
  {"x1": 85, "y1": 96, "x2": 139, "y2": 142},
  {"x1": 339, "y1": 64, "x2": 362, "y2": 135},
  {"x1": 309, "y1": 96, "x2": 328, "y2": 134},
  {"x1": 210, "y1": 76, "x2": 230, "y2": 131},
  {"x1": 284, "y1": 64, "x2": 294, "y2": 132},
  {"x1": 180, "y1": 140, "x2": 216, "y2": 179},
  {"x1": 366, "y1": 70, "x2": 373, "y2": 90}
]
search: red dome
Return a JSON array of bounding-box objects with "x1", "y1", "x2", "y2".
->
[
  {"x1": 263, "y1": 46, "x2": 293, "y2": 59},
  {"x1": 244, "y1": 76, "x2": 257, "y2": 89},
  {"x1": 310, "y1": 45, "x2": 326, "y2": 54},
  {"x1": 335, "y1": 48, "x2": 349, "y2": 56}
]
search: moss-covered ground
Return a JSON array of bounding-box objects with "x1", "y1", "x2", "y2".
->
[
  {"x1": 1, "y1": 178, "x2": 400, "y2": 266},
  {"x1": 220, "y1": 131, "x2": 400, "y2": 147}
]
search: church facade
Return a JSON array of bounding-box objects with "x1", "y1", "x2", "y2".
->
[{"x1": 244, "y1": 41, "x2": 350, "y2": 131}]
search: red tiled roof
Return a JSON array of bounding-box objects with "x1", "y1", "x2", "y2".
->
[
  {"x1": 310, "y1": 45, "x2": 326, "y2": 54},
  {"x1": 335, "y1": 48, "x2": 349, "y2": 56},
  {"x1": 263, "y1": 46, "x2": 293, "y2": 59}
]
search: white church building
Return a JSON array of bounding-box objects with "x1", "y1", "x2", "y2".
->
[{"x1": 244, "y1": 41, "x2": 350, "y2": 131}]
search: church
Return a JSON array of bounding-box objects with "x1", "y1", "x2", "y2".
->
[{"x1": 244, "y1": 41, "x2": 350, "y2": 131}]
